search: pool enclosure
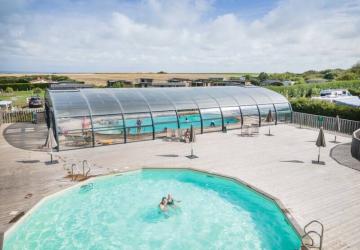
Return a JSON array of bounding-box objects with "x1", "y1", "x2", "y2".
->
[{"x1": 45, "y1": 87, "x2": 292, "y2": 150}]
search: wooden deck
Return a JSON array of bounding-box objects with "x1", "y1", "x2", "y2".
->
[{"x1": 1, "y1": 123, "x2": 359, "y2": 249}]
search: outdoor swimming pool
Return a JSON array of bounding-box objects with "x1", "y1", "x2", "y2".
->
[{"x1": 4, "y1": 169, "x2": 301, "y2": 250}]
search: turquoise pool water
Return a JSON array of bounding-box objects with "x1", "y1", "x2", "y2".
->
[
  {"x1": 94, "y1": 114, "x2": 240, "y2": 135},
  {"x1": 4, "y1": 169, "x2": 300, "y2": 250}
]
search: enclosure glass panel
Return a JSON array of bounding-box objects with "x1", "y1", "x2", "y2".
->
[
  {"x1": 113, "y1": 90, "x2": 150, "y2": 113},
  {"x1": 242, "y1": 87, "x2": 273, "y2": 105},
  {"x1": 252, "y1": 87, "x2": 288, "y2": 103},
  {"x1": 274, "y1": 103, "x2": 292, "y2": 123},
  {"x1": 258, "y1": 104, "x2": 276, "y2": 125},
  {"x1": 124, "y1": 113, "x2": 153, "y2": 127},
  {"x1": 125, "y1": 126, "x2": 153, "y2": 142},
  {"x1": 177, "y1": 109, "x2": 201, "y2": 132},
  {"x1": 57, "y1": 116, "x2": 92, "y2": 133},
  {"x1": 91, "y1": 115, "x2": 125, "y2": 145},
  {"x1": 50, "y1": 91, "x2": 90, "y2": 117},
  {"x1": 124, "y1": 113, "x2": 153, "y2": 141},
  {"x1": 201, "y1": 108, "x2": 222, "y2": 132},
  {"x1": 187, "y1": 90, "x2": 219, "y2": 109},
  {"x1": 152, "y1": 111, "x2": 178, "y2": 138},
  {"x1": 92, "y1": 115, "x2": 124, "y2": 130},
  {"x1": 221, "y1": 106, "x2": 242, "y2": 129},
  {"x1": 137, "y1": 89, "x2": 175, "y2": 112},
  {"x1": 162, "y1": 89, "x2": 198, "y2": 110},
  {"x1": 56, "y1": 116, "x2": 93, "y2": 150},
  {"x1": 82, "y1": 90, "x2": 122, "y2": 115},
  {"x1": 93, "y1": 129, "x2": 125, "y2": 146},
  {"x1": 205, "y1": 88, "x2": 239, "y2": 107},
  {"x1": 220, "y1": 87, "x2": 257, "y2": 106},
  {"x1": 200, "y1": 108, "x2": 222, "y2": 120},
  {"x1": 241, "y1": 105, "x2": 259, "y2": 126}
]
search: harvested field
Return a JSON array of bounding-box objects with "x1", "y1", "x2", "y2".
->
[{"x1": 0, "y1": 73, "x2": 250, "y2": 86}]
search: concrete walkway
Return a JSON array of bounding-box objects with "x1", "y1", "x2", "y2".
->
[{"x1": 1, "y1": 123, "x2": 359, "y2": 249}]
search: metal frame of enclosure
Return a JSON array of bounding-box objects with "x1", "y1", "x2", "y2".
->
[{"x1": 45, "y1": 87, "x2": 292, "y2": 150}]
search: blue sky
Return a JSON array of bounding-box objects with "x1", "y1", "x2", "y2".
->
[{"x1": 0, "y1": 0, "x2": 359, "y2": 73}]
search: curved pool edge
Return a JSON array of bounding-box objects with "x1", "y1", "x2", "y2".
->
[{"x1": 3, "y1": 166, "x2": 305, "y2": 248}]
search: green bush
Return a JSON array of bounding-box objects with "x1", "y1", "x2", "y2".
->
[
  {"x1": 267, "y1": 80, "x2": 360, "y2": 98},
  {"x1": 33, "y1": 87, "x2": 42, "y2": 95},
  {"x1": 0, "y1": 83, "x2": 50, "y2": 91},
  {"x1": 112, "y1": 82, "x2": 124, "y2": 88},
  {"x1": 291, "y1": 98, "x2": 360, "y2": 121},
  {"x1": 5, "y1": 87, "x2": 13, "y2": 93},
  {"x1": 348, "y1": 88, "x2": 360, "y2": 96}
]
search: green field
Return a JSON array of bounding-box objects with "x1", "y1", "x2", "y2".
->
[{"x1": 0, "y1": 90, "x2": 45, "y2": 108}]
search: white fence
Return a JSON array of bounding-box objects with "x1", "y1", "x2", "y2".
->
[{"x1": 292, "y1": 112, "x2": 360, "y2": 135}]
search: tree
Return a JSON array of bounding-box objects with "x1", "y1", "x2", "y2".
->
[
  {"x1": 258, "y1": 72, "x2": 269, "y2": 82},
  {"x1": 324, "y1": 72, "x2": 336, "y2": 80},
  {"x1": 5, "y1": 87, "x2": 13, "y2": 93},
  {"x1": 33, "y1": 87, "x2": 42, "y2": 95},
  {"x1": 244, "y1": 74, "x2": 251, "y2": 81},
  {"x1": 294, "y1": 77, "x2": 306, "y2": 85},
  {"x1": 337, "y1": 72, "x2": 357, "y2": 81},
  {"x1": 112, "y1": 82, "x2": 124, "y2": 88}
]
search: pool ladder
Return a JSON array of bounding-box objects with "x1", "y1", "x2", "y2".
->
[
  {"x1": 301, "y1": 220, "x2": 324, "y2": 250},
  {"x1": 71, "y1": 160, "x2": 91, "y2": 181}
]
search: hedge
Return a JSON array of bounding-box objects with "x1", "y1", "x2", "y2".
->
[
  {"x1": 290, "y1": 98, "x2": 360, "y2": 121},
  {"x1": 267, "y1": 80, "x2": 360, "y2": 98},
  {"x1": 0, "y1": 83, "x2": 50, "y2": 91}
]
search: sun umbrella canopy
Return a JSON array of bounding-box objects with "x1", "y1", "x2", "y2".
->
[
  {"x1": 316, "y1": 127, "x2": 326, "y2": 147},
  {"x1": 45, "y1": 127, "x2": 58, "y2": 149},
  {"x1": 265, "y1": 110, "x2": 274, "y2": 123}
]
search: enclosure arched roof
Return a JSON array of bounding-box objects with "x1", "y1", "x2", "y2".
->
[{"x1": 47, "y1": 86, "x2": 289, "y2": 117}]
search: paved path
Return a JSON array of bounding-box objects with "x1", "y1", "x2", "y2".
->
[
  {"x1": 331, "y1": 142, "x2": 360, "y2": 171},
  {"x1": 1, "y1": 123, "x2": 359, "y2": 249},
  {"x1": 3, "y1": 123, "x2": 47, "y2": 151}
]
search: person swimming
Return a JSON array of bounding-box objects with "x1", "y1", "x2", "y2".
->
[
  {"x1": 167, "y1": 194, "x2": 180, "y2": 207},
  {"x1": 159, "y1": 197, "x2": 168, "y2": 212}
]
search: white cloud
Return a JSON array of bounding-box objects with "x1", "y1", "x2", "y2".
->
[{"x1": 0, "y1": 0, "x2": 359, "y2": 72}]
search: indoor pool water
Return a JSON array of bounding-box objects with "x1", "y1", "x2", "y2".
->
[
  {"x1": 4, "y1": 169, "x2": 301, "y2": 250},
  {"x1": 93, "y1": 114, "x2": 239, "y2": 135}
]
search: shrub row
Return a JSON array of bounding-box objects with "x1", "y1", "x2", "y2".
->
[
  {"x1": 0, "y1": 75, "x2": 71, "y2": 85},
  {"x1": 268, "y1": 80, "x2": 360, "y2": 98},
  {"x1": 290, "y1": 98, "x2": 360, "y2": 121},
  {"x1": 0, "y1": 83, "x2": 50, "y2": 91}
]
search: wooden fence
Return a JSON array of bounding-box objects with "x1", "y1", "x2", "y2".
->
[
  {"x1": 0, "y1": 108, "x2": 45, "y2": 124},
  {"x1": 292, "y1": 111, "x2": 360, "y2": 135}
]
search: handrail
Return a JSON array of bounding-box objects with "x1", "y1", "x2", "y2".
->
[
  {"x1": 302, "y1": 220, "x2": 324, "y2": 250},
  {"x1": 82, "y1": 160, "x2": 91, "y2": 177},
  {"x1": 351, "y1": 128, "x2": 360, "y2": 160}
]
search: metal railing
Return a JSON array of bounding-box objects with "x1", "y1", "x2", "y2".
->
[
  {"x1": 301, "y1": 220, "x2": 324, "y2": 250},
  {"x1": 292, "y1": 112, "x2": 360, "y2": 135},
  {"x1": 0, "y1": 108, "x2": 44, "y2": 123},
  {"x1": 351, "y1": 129, "x2": 360, "y2": 160}
]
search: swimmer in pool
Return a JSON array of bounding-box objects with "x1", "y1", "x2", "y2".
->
[
  {"x1": 167, "y1": 194, "x2": 180, "y2": 208},
  {"x1": 159, "y1": 197, "x2": 168, "y2": 212}
]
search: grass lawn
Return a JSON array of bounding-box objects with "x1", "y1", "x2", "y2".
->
[{"x1": 0, "y1": 90, "x2": 45, "y2": 108}]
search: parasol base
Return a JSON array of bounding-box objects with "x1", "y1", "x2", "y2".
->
[
  {"x1": 329, "y1": 140, "x2": 341, "y2": 144},
  {"x1": 186, "y1": 155, "x2": 199, "y2": 159},
  {"x1": 45, "y1": 160, "x2": 59, "y2": 165},
  {"x1": 312, "y1": 160, "x2": 325, "y2": 165},
  {"x1": 265, "y1": 134, "x2": 274, "y2": 136}
]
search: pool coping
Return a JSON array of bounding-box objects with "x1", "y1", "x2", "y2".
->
[{"x1": 3, "y1": 166, "x2": 307, "y2": 249}]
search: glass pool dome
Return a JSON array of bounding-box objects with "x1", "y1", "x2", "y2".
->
[{"x1": 45, "y1": 86, "x2": 292, "y2": 150}]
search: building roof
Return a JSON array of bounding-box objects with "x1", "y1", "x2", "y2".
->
[{"x1": 46, "y1": 86, "x2": 289, "y2": 117}]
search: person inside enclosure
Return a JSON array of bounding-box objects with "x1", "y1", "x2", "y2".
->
[{"x1": 136, "y1": 119, "x2": 142, "y2": 135}]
